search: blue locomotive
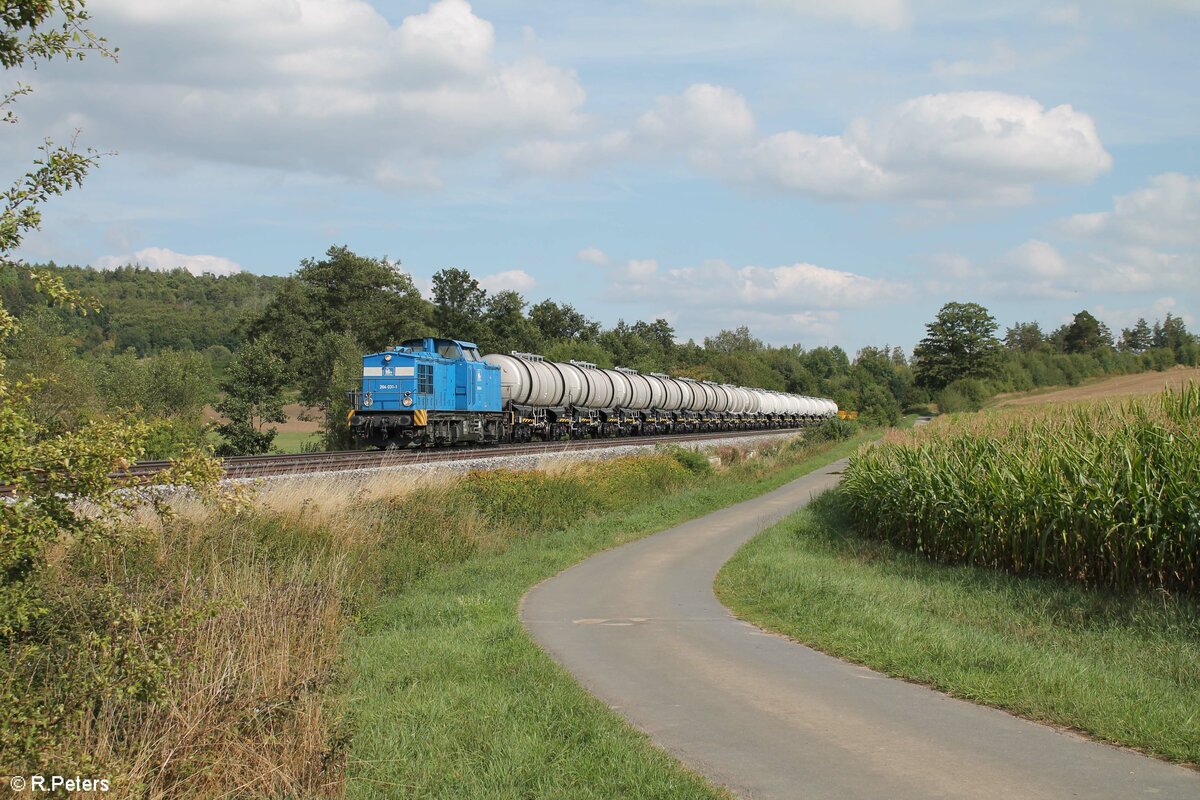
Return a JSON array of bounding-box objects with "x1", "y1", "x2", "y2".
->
[
  {"x1": 348, "y1": 337, "x2": 839, "y2": 448},
  {"x1": 347, "y1": 338, "x2": 506, "y2": 447}
]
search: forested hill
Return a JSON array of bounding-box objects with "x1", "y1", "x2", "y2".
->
[{"x1": 0, "y1": 263, "x2": 286, "y2": 355}]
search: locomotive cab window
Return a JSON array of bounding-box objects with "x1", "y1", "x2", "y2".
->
[
  {"x1": 462, "y1": 347, "x2": 481, "y2": 362},
  {"x1": 435, "y1": 340, "x2": 461, "y2": 360},
  {"x1": 417, "y1": 363, "x2": 434, "y2": 395}
]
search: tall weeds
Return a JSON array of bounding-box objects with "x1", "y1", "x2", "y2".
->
[{"x1": 840, "y1": 384, "x2": 1200, "y2": 593}]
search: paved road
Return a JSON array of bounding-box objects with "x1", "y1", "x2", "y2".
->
[{"x1": 521, "y1": 458, "x2": 1200, "y2": 799}]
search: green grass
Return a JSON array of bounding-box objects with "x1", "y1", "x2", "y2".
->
[
  {"x1": 344, "y1": 432, "x2": 877, "y2": 799},
  {"x1": 272, "y1": 429, "x2": 321, "y2": 453},
  {"x1": 716, "y1": 494, "x2": 1200, "y2": 765}
]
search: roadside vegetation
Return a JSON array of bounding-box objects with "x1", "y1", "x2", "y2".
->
[
  {"x1": 2, "y1": 425, "x2": 874, "y2": 797},
  {"x1": 716, "y1": 494, "x2": 1200, "y2": 764}
]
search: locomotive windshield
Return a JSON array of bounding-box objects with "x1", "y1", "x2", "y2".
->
[{"x1": 462, "y1": 347, "x2": 481, "y2": 362}]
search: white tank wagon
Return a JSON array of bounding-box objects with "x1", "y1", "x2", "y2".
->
[{"x1": 481, "y1": 350, "x2": 838, "y2": 440}]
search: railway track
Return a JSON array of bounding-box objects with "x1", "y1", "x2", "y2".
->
[{"x1": 1, "y1": 426, "x2": 809, "y2": 496}]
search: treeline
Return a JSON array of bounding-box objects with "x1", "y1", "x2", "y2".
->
[
  {"x1": 6, "y1": 249, "x2": 1197, "y2": 455},
  {"x1": 0, "y1": 263, "x2": 285, "y2": 356},
  {"x1": 912, "y1": 302, "x2": 1199, "y2": 412}
]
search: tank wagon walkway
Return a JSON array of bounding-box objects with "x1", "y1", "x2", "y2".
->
[{"x1": 520, "y1": 458, "x2": 1200, "y2": 800}]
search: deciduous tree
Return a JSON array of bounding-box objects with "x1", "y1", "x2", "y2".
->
[{"x1": 913, "y1": 302, "x2": 1004, "y2": 390}]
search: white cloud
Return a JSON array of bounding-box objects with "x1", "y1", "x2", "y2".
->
[
  {"x1": 608, "y1": 257, "x2": 906, "y2": 311},
  {"x1": 576, "y1": 247, "x2": 610, "y2": 266},
  {"x1": 846, "y1": 92, "x2": 1111, "y2": 191},
  {"x1": 1059, "y1": 173, "x2": 1200, "y2": 247},
  {"x1": 478, "y1": 269, "x2": 536, "y2": 293},
  {"x1": 32, "y1": 0, "x2": 587, "y2": 187},
  {"x1": 746, "y1": 132, "x2": 892, "y2": 199},
  {"x1": 517, "y1": 86, "x2": 1111, "y2": 206},
  {"x1": 635, "y1": 84, "x2": 756, "y2": 150},
  {"x1": 95, "y1": 246, "x2": 243, "y2": 276}
]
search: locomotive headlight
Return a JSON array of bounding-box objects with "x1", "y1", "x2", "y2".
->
[
  {"x1": 363, "y1": 393, "x2": 373, "y2": 408},
  {"x1": 402, "y1": 393, "x2": 413, "y2": 407},
  {"x1": 384, "y1": 354, "x2": 392, "y2": 362}
]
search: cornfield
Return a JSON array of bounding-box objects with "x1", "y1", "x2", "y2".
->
[{"x1": 840, "y1": 384, "x2": 1200, "y2": 593}]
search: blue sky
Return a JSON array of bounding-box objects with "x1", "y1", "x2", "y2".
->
[{"x1": 9, "y1": 0, "x2": 1200, "y2": 353}]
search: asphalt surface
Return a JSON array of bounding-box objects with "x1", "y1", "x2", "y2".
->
[{"x1": 521, "y1": 457, "x2": 1200, "y2": 799}]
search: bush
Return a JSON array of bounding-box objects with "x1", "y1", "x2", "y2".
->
[
  {"x1": 935, "y1": 378, "x2": 990, "y2": 413},
  {"x1": 661, "y1": 445, "x2": 712, "y2": 476},
  {"x1": 808, "y1": 418, "x2": 856, "y2": 442}
]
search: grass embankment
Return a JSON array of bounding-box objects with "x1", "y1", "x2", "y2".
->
[
  {"x1": 13, "y1": 426, "x2": 873, "y2": 797},
  {"x1": 716, "y1": 497, "x2": 1200, "y2": 764},
  {"x1": 719, "y1": 388, "x2": 1200, "y2": 765}
]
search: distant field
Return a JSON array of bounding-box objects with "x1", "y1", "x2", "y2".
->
[
  {"x1": 992, "y1": 365, "x2": 1200, "y2": 407},
  {"x1": 204, "y1": 402, "x2": 323, "y2": 452}
]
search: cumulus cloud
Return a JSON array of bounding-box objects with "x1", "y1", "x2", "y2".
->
[
  {"x1": 516, "y1": 86, "x2": 1111, "y2": 206},
  {"x1": 478, "y1": 269, "x2": 536, "y2": 293},
  {"x1": 29, "y1": 0, "x2": 586, "y2": 187},
  {"x1": 845, "y1": 92, "x2": 1111, "y2": 197},
  {"x1": 95, "y1": 247, "x2": 243, "y2": 276},
  {"x1": 1059, "y1": 173, "x2": 1200, "y2": 247}
]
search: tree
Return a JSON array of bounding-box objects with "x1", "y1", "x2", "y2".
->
[
  {"x1": 528, "y1": 299, "x2": 599, "y2": 342},
  {"x1": 214, "y1": 339, "x2": 289, "y2": 456},
  {"x1": 913, "y1": 302, "x2": 1004, "y2": 390},
  {"x1": 1119, "y1": 318, "x2": 1152, "y2": 354},
  {"x1": 1062, "y1": 310, "x2": 1111, "y2": 354},
  {"x1": 251, "y1": 245, "x2": 429, "y2": 362},
  {"x1": 432, "y1": 267, "x2": 487, "y2": 344},
  {"x1": 704, "y1": 325, "x2": 763, "y2": 354},
  {"x1": 1004, "y1": 321, "x2": 1047, "y2": 353},
  {"x1": 482, "y1": 289, "x2": 541, "y2": 354},
  {"x1": 1156, "y1": 313, "x2": 1194, "y2": 353}
]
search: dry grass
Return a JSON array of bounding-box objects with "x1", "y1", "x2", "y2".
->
[
  {"x1": 19, "y1": 446, "x2": 771, "y2": 796},
  {"x1": 992, "y1": 365, "x2": 1200, "y2": 408}
]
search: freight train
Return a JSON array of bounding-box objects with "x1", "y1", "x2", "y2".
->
[{"x1": 347, "y1": 337, "x2": 838, "y2": 448}]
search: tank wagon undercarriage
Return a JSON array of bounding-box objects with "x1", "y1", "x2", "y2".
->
[{"x1": 348, "y1": 340, "x2": 838, "y2": 449}]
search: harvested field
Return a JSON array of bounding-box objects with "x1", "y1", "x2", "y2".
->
[{"x1": 992, "y1": 366, "x2": 1200, "y2": 407}]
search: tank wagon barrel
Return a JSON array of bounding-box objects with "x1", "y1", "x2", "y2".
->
[{"x1": 349, "y1": 340, "x2": 839, "y2": 448}]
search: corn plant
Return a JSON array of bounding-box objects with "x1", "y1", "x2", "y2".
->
[{"x1": 840, "y1": 384, "x2": 1200, "y2": 593}]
